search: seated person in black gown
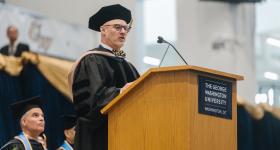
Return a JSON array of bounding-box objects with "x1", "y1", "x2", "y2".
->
[
  {"x1": 0, "y1": 96, "x2": 46, "y2": 150},
  {"x1": 0, "y1": 25, "x2": 30, "y2": 57},
  {"x1": 37, "y1": 133, "x2": 47, "y2": 150},
  {"x1": 57, "y1": 115, "x2": 76, "y2": 150}
]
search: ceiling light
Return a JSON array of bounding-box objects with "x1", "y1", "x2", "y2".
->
[
  {"x1": 266, "y1": 37, "x2": 280, "y2": 48},
  {"x1": 255, "y1": 93, "x2": 267, "y2": 104},
  {"x1": 268, "y1": 88, "x2": 274, "y2": 106},
  {"x1": 143, "y1": 56, "x2": 160, "y2": 66},
  {"x1": 264, "y1": 71, "x2": 279, "y2": 80}
]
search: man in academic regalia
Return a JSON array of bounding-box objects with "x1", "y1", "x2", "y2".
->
[
  {"x1": 0, "y1": 96, "x2": 46, "y2": 150},
  {"x1": 0, "y1": 25, "x2": 29, "y2": 57},
  {"x1": 68, "y1": 4, "x2": 140, "y2": 150},
  {"x1": 57, "y1": 115, "x2": 76, "y2": 150}
]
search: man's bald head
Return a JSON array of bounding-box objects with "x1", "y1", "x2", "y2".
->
[{"x1": 6, "y1": 25, "x2": 18, "y2": 44}]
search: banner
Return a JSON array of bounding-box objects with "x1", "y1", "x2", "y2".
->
[{"x1": 0, "y1": 4, "x2": 97, "y2": 59}]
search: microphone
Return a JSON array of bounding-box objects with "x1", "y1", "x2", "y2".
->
[
  {"x1": 157, "y1": 36, "x2": 188, "y2": 66},
  {"x1": 157, "y1": 36, "x2": 164, "y2": 44}
]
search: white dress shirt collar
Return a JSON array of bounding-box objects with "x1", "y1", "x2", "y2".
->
[
  {"x1": 100, "y1": 42, "x2": 113, "y2": 51},
  {"x1": 8, "y1": 40, "x2": 19, "y2": 55}
]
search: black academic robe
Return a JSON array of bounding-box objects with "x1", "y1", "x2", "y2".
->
[
  {"x1": 0, "y1": 138, "x2": 44, "y2": 150},
  {"x1": 0, "y1": 43, "x2": 29, "y2": 57},
  {"x1": 72, "y1": 46, "x2": 140, "y2": 150}
]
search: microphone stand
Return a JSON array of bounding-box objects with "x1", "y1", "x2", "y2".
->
[
  {"x1": 159, "y1": 45, "x2": 170, "y2": 67},
  {"x1": 157, "y1": 36, "x2": 188, "y2": 66},
  {"x1": 163, "y1": 40, "x2": 188, "y2": 65}
]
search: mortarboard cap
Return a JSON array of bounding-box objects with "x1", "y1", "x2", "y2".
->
[
  {"x1": 10, "y1": 96, "x2": 43, "y2": 120},
  {"x1": 61, "y1": 115, "x2": 77, "y2": 130},
  {"x1": 88, "y1": 4, "x2": 132, "y2": 31}
]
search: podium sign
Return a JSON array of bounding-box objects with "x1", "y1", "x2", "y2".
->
[{"x1": 198, "y1": 76, "x2": 232, "y2": 119}]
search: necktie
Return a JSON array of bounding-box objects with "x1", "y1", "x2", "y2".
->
[
  {"x1": 9, "y1": 44, "x2": 16, "y2": 55},
  {"x1": 112, "y1": 49, "x2": 126, "y2": 58}
]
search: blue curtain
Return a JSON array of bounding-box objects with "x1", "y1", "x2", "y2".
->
[
  {"x1": 237, "y1": 105, "x2": 253, "y2": 150},
  {"x1": 237, "y1": 105, "x2": 280, "y2": 150},
  {"x1": 0, "y1": 71, "x2": 24, "y2": 147},
  {"x1": 0, "y1": 64, "x2": 75, "y2": 150},
  {"x1": 251, "y1": 112, "x2": 280, "y2": 150}
]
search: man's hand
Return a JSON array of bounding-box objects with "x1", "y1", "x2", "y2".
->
[{"x1": 120, "y1": 82, "x2": 134, "y2": 94}]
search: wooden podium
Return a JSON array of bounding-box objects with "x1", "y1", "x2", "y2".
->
[{"x1": 101, "y1": 65, "x2": 243, "y2": 150}]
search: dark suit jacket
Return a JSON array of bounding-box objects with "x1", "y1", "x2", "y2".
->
[{"x1": 0, "y1": 43, "x2": 30, "y2": 57}]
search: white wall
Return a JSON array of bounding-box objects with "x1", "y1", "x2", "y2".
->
[
  {"x1": 177, "y1": 0, "x2": 256, "y2": 102},
  {"x1": 7, "y1": 0, "x2": 107, "y2": 26}
]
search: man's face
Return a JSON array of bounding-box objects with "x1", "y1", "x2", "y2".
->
[
  {"x1": 21, "y1": 108, "x2": 45, "y2": 135},
  {"x1": 101, "y1": 19, "x2": 130, "y2": 50},
  {"x1": 7, "y1": 27, "x2": 18, "y2": 43}
]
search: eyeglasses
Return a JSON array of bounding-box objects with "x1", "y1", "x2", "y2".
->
[{"x1": 103, "y1": 24, "x2": 131, "y2": 32}]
